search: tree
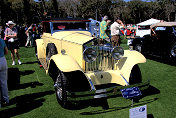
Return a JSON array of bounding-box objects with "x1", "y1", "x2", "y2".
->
[
  {"x1": 1, "y1": 0, "x2": 175, "y2": 25},
  {"x1": 110, "y1": 0, "x2": 128, "y2": 22},
  {"x1": 156, "y1": 0, "x2": 175, "y2": 21},
  {"x1": 170, "y1": 0, "x2": 176, "y2": 21}
]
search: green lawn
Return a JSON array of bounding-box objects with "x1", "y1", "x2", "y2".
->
[{"x1": 0, "y1": 45, "x2": 176, "y2": 118}]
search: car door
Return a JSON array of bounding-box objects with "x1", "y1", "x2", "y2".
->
[{"x1": 152, "y1": 27, "x2": 166, "y2": 55}]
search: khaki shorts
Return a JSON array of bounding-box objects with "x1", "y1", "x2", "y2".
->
[{"x1": 111, "y1": 35, "x2": 120, "y2": 43}]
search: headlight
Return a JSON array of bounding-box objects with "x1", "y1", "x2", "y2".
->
[
  {"x1": 83, "y1": 47, "x2": 97, "y2": 63},
  {"x1": 111, "y1": 46, "x2": 124, "y2": 60}
]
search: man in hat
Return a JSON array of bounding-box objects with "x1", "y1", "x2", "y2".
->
[{"x1": 5, "y1": 21, "x2": 22, "y2": 65}]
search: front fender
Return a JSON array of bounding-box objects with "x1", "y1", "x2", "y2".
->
[
  {"x1": 36, "y1": 39, "x2": 46, "y2": 59},
  {"x1": 117, "y1": 50, "x2": 146, "y2": 82},
  {"x1": 49, "y1": 54, "x2": 83, "y2": 72}
]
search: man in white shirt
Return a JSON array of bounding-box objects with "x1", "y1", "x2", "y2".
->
[{"x1": 110, "y1": 18, "x2": 124, "y2": 47}]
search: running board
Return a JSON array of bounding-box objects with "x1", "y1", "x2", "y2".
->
[{"x1": 38, "y1": 58, "x2": 48, "y2": 70}]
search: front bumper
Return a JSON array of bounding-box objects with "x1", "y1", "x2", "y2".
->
[{"x1": 67, "y1": 81, "x2": 150, "y2": 102}]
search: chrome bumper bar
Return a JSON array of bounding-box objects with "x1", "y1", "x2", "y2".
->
[{"x1": 67, "y1": 81, "x2": 150, "y2": 102}]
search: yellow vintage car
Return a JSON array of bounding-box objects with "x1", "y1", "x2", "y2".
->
[{"x1": 36, "y1": 18, "x2": 146, "y2": 108}]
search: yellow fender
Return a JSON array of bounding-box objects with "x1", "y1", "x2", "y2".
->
[
  {"x1": 36, "y1": 39, "x2": 46, "y2": 59},
  {"x1": 86, "y1": 50, "x2": 146, "y2": 86},
  {"x1": 48, "y1": 54, "x2": 83, "y2": 72},
  {"x1": 117, "y1": 50, "x2": 146, "y2": 83}
]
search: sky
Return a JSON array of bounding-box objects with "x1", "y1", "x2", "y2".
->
[
  {"x1": 124, "y1": 0, "x2": 153, "y2": 1},
  {"x1": 34, "y1": 0, "x2": 153, "y2": 2}
]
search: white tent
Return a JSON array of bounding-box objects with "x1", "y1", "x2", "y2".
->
[{"x1": 136, "y1": 18, "x2": 161, "y2": 37}]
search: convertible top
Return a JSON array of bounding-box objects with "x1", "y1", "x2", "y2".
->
[
  {"x1": 42, "y1": 18, "x2": 90, "y2": 23},
  {"x1": 150, "y1": 22, "x2": 176, "y2": 29}
]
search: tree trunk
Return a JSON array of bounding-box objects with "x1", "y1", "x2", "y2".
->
[
  {"x1": 23, "y1": 0, "x2": 30, "y2": 24},
  {"x1": 52, "y1": 0, "x2": 59, "y2": 18}
]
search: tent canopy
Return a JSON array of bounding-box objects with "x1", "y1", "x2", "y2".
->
[
  {"x1": 137, "y1": 18, "x2": 161, "y2": 26},
  {"x1": 150, "y1": 22, "x2": 176, "y2": 28}
]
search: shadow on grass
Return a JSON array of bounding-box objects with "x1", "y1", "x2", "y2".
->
[
  {"x1": 66, "y1": 85, "x2": 160, "y2": 112},
  {"x1": 145, "y1": 54, "x2": 175, "y2": 66},
  {"x1": 20, "y1": 70, "x2": 35, "y2": 76},
  {"x1": 147, "y1": 114, "x2": 154, "y2": 118},
  {"x1": 8, "y1": 68, "x2": 43, "y2": 90},
  {"x1": 9, "y1": 82, "x2": 44, "y2": 91},
  {"x1": 66, "y1": 97, "x2": 110, "y2": 110},
  {"x1": 80, "y1": 98, "x2": 158, "y2": 115},
  {"x1": 22, "y1": 61, "x2": 38, "y2": 65},
  {"x1": 0, "y1": 90, "x2": 54, "y2": 118},
  {"x1": 141, "y1": 85, "x2": 160, "y2": 97}
]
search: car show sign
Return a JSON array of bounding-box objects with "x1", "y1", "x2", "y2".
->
[
  {"x1": 129, "y1": 105, "x2": 147, "y2": 118},
  {"x1": 121, "y1": 87, "x2": 142, "y2": 99}
]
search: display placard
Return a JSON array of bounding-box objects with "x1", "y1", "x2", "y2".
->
[
  {"x1": 129, "y1": 105, "x2": 147, "y2": 118},
  {"x1": 121, "y1": 87, "x2": 142, "y2": 99}
]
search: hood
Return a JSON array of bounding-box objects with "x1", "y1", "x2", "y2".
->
[{"x1": 52, "y1": 31, "x2": 94, "y2": 45}]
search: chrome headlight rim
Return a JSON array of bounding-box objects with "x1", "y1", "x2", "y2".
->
[
  {"x1": 111, "y1": 46, "x2": 124, "y2": 60},
  {"x1": 83, "y1": 47, "x2": 97, "y2": 63}
]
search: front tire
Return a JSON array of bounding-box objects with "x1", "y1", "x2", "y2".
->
[
  {"x1": 134, "y1": 44, "x2": 142, "y2": 53},
  {"x1": 46, "y1": 43, "x2": 57, "y2": 64},
  {"x1": 129, "y1": 65, "x2": 142, "y2": 85},
  {"x1": 54, "y1": 70, "x2": 68, "y2": 108},
  {"x1": 169, "y1": 42, "x2": 176, "y2": 64}
]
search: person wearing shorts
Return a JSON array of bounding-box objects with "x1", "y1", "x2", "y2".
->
[{"x1": 5, "y1": 21, "x2": 22, "y2": 65}]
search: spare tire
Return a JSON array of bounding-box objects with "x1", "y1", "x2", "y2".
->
[{"x1": 46, "y1": 43, "x2": 57, "y2": 64}]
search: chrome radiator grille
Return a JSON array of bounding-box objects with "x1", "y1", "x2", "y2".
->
[{"x1": 84, "y1": 46, "x2": 117, "y2": 72}]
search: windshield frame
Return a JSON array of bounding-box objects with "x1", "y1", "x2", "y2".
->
[
  {"x1": 50, "y1": 21, "x2": 90, "y2": 34},
  {"x1": 173, "y1": 26, "x2": 176, "y2": 36}
]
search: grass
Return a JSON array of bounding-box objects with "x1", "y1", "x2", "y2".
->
[{"x1": 0, "y1": 43, "x2": 176, "y2": 118}]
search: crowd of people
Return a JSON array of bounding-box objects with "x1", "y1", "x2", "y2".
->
[
  {"x1": 99, "y1": 16, "x2": 125, "y2": 47},
  {"x1": 0, "y1": 21, "x2": 42, "y2": 108},
  {"x1": 0, "y1": 21, "x2": 43, "y2": 64},
  {"x1": 98, "y1": 16, "x2": 139, "y2": 47}
]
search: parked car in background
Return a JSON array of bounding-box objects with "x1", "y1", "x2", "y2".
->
[
  {"x1": 88, "y1": 18, "x2": 100, "y2": 38},
  {"x1": 36, "y1": 18, "x2": 147, "y2": 108},
  {"x1": 135, "y1": 18, "x2": 161, "y2": 37},
  {"x1": 132, "y1": 22, "x2": 176, "y2": 63}
]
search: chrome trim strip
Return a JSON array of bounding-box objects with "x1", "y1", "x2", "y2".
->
[
  {"x1": 120, "y1": 74, "x2": 129, "y2": 85},
  {"x1": 67, "y1": 81, "x2": 150, "y2": 102}
]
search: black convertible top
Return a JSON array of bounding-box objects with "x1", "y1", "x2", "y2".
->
[{"x1": 42, "y1": 18, "x2": 90, "y2": 23}]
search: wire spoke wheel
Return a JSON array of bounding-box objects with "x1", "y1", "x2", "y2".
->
[
  {"x1": 55, "y1": 73, "x2": 63, "y2": 100},
  {"x1": 54, "y1": 70, "x2": 68, "y2": 108},
  {"x1": 46, "y1": 43, "x2": 57, "y2": 65},
  {"x1": 168, "y1": 42, "x2": 176, "y2": 65},
  {"x1": 171, "y1": 43, "x2": 176, "y2": 57}
]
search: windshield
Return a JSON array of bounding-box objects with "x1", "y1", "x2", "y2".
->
[
  {"x1": 138, "y1": 25, "x2": 150, "y2": 30},
  {"x1": 155, "y1": 27, "x2": 166, "y2": 31},
  {"x1": 53, "y1": 22, "x2": 89, "y2": 31}
]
